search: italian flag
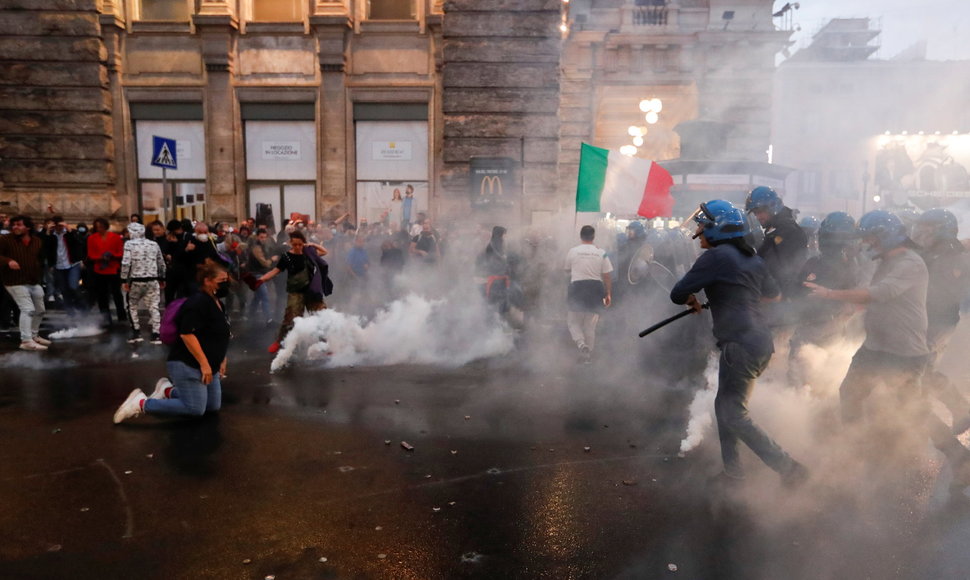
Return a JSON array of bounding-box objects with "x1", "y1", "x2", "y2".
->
[{"x1": 575, "y1": 143, "x2": 675, "y2": 218}]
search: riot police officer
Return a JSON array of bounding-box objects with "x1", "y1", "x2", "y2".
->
[
  {"x1": 671, "y1": 199, "x2": 809, "y2": 488},
  {"x1": 913, "y1": 208, "x2": 970, "y2": 435},
  {"x1": 745, "y1": 186, "x2": 808, "y2": 300},
  {"x1": 788, "y1": 212, "x2": 862, "y2": 390}
]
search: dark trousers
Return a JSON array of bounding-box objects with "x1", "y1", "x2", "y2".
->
[
  {"x1": 716, "y1": 342, "x2": 794, "y2": 477},
  {"x1": 93, "y1": 272, "x2": 126, "y2": 323},
  {"x1": 53, "y1": 264, "x2": 84, "y2": 314},
  {"x1": 840, "y1": 346, "x2": 967, "y2": 463},
  {"x1": 0, "y1": 285, "x2": 18, "y2": 328},
  {"x1": 924, "y1": 324, "x2": 970, "y2": 419}
]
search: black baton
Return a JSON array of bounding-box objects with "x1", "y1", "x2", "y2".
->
[{"x1": 638, "y1": 303, "x2": 709, "y2": 338}]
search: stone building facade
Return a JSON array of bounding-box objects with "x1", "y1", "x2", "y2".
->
[{"x1": 0, "y1": 0, "x2": 787, "y2": 226}]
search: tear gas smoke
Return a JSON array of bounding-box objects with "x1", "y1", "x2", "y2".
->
[
  {"x1": 270, "y1": 293, "x2": 514, "y2": 372},
  {"x1": 678, "y1": 353, "x2": 718, "y2": 455},
  {"x1": 49, "y1": 325, "x2": 105, "y2": 339}
]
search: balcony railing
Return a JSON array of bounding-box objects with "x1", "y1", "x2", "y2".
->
[{"x1": 633, "y1": 0, "x2": 668, "y2": 27}]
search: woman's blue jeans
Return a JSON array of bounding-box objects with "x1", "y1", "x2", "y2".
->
[{"x1": 144, "y1": 360, "x2": 221, "y2": 417}]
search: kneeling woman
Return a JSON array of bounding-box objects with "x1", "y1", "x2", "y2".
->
[{"x1": 113, "y1": 262, "x2": 231, "y2": 423}]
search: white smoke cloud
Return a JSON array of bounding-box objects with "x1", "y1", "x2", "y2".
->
[
  {"x1": 679, "y1": 353, "x2": 718, "y2": 455},
  {"x1": 270, "y1": 293, "x2": 514, "y2": 372}
]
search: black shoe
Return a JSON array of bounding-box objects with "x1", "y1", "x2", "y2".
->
[
  {"x1": 781, "y1": 461, "x2": 810, "y2": 489},
  {"x1": 127, "y1": 330, "x2": 143, "y2": 343},
  {"x1": 149, "y1": 332, "x2": 162, "y2": 345}
]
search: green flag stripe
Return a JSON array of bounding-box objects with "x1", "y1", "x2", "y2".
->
[{"x1": 575, "y1": 143, "x2": 609, "y2": 212}]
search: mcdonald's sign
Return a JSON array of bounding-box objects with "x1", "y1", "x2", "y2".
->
[
  {"x1": 470, "y1": 157, "x2": 516, "y2": 208},
  {"x1": 480, "y1": 175, "x2": 503, "y2": 197}
]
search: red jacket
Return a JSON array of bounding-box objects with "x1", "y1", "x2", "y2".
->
[{"x1": 87, "y1": 231, "x2": 124, "y2": 275}]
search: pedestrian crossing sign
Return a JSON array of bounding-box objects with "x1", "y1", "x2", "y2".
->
[{"x1": 151, "y1": 136, "x2": 178, "y2": 170}]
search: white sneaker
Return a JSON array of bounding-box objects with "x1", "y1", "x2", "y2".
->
[
  {"x1": 149, "y1": 378, "x2": 172, "y2": 400},
  {"x1": 32, "y1": 335, "x2": 52, "y2": 346},
  {"x1": 19, "y1": 340, "x2": 48, "y2": 351},
  {"x1": 113, "y1": 389, "x2": 147, "y2": 424}
]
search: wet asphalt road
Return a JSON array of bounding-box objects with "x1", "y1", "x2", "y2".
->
[{"x1": 3, "y1": 319, "x2": 970, "y2": 579}]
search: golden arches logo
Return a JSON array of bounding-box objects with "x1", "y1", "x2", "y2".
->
[{"x1": 480, "y1": 175, "x2": 504, "y2": 197}]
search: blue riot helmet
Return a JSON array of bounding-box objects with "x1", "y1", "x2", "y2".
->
[
  {"x1": 818, "y1": 212, "x2": 857, "y2": 255},
  {"x1": 893, "y1": 207, "x2": 920, "y2": 237},
  {"x1": 799, "y1": 215, "x2": 821, "y2": 256},
  {"x1": 690, "y1": 199, "x2": 748, "y2": 242},
  {"x1": 799, "y1": 215, "x2": 820, "y2": 233},
  {"x1": 626, "y1": 220, "x2": 646, "y2": 240},
  {"x1": 858, "y1": 210, "x2": 907, "y2": 252},
  {"x1": 914, "y1": 208, "x2": 959, "y2": 248},
  {"x1": 744, "y1": 186, "x2": 784, "y2": 217}
]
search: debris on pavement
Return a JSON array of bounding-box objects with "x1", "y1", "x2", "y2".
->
[
  {"x1": 668, "y1": 563, "x2": 678, "y2": 572},
  {"x1": 401, "y1": 441, "x2": 414, "y2": 451}
]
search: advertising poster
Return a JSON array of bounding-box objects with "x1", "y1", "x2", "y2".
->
[{"x1": 356, "y1": 181, "x2": 429, "y2": 231}]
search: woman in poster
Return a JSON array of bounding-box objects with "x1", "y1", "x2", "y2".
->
[{"x1": 382, "y1": 187, "x2": 404, "y2": 232}]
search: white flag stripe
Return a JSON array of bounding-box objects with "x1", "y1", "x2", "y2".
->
[{"x1": 599, "y1": 151, "x2": 654, "y2": 214}]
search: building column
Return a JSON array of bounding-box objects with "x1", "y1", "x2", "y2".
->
[
  {"x1": 311, "y1": 4, "x2": 351, "y2": 221},
  {"x1": 99, "y1": 2, "x2": 131, "y2": 216},
  {"x1": 193, "y1": 3, "x2": 239, "y2": 222}
]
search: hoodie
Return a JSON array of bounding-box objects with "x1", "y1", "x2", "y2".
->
[{"x1": 121, "y1": 222, "x2": 166, "y2": 282}]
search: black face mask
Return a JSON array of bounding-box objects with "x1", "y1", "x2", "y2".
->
[{"x1": 215, "y1": 281, "x2": 230, "y2": 298}]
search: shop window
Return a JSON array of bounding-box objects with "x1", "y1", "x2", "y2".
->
[
  {"x1": 244, "y1": 120, "x2": 317, "y2": 229},
  {"x1": 139, "y1": 0, "x2": 190, "y2": 21},
  {"x1": 140, "y1": 181, "x2": 207, "y2": 224},
  {"x1": 253, "y1": 0, "x2": 304, "y2": 21},
  {"x1": 367, "y1": 0, "x2": 416, "y2": 20}
]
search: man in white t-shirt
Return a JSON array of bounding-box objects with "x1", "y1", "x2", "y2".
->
[{"x1": 564, "y1": 225, "x2": 613, "y2": 363}]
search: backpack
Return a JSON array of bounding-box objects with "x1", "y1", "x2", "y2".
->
[{"x1": 159, "y1": 298, "x2": 188, "y2": 345}]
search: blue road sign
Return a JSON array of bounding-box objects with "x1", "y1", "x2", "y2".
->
[{"x1": 151, "y1": 136, "x2": 178, "y2": 170}]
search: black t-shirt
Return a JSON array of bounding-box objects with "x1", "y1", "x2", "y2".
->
[
  {"x1": 412, "y1": 233, "x2": 438, "y2": 258},
  {"x1": 168, "y1": 292, "x2": 231, "y2": 370},
  {"x1": 277, "y1": 252, "x2": 307, "y2": 277}
]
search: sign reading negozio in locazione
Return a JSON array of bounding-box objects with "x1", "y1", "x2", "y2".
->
[{"x1": 262, "y1": 141, "x2": 302, "y2": 160}]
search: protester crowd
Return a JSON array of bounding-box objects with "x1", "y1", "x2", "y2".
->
[{"x1": 0, "y1": 209, "x2": 532, "y2": 353}]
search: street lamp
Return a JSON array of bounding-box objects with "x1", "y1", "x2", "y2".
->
[{"x1": 624, "y1": 98, "x2": 662, "y2": 155}]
